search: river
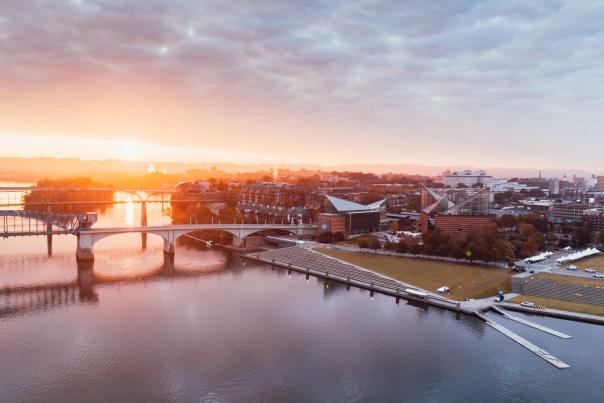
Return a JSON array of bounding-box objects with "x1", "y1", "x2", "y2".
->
[{"x1": 1, "y1": 189, "x2": 604, "y2": 402}]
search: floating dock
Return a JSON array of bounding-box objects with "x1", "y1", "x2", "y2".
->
[
  {"x1": 474, "y1": 311, "x2": 570, "y2": 369},
  {"x1": 492, "y1": 305, "x2": 572, "y2": 339}
]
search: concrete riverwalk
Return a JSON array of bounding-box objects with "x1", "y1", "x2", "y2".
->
[
  {"x1": 244, "y1": 246, "x2": 575, "y2": 369},
  {"x1": 245, "y1": 246, "x2": 461, "y2": 311}
]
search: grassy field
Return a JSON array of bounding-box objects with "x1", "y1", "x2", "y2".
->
[
  {"x1": 508, "y1": 295, "x2": 604, "y2": 317},
  {"x1": 334, "y1": 234, "x2": 379, "y2": 247},
  {"x1": 314, "y1": 248, "x2": 512, "y2": 300},
  {"x1": 534, "y1": 272, "x2": 604, "y2": 288},
  {"x1": 563, "y1": 255, "x2": 604, "y2": 271}
]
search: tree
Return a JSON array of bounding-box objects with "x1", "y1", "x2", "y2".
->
[
  {"x1": 517, "y1": 223, "x2": 537, "y2": 239},
  {"x1": 397, "y1": 239, "x2": 409, "y2": 254},
  {"x1": 368, "y1": 237, "x2": 381, "y2": 251},
  {"x1": 572, "y1": 224, "x2": 593, "y2": 247},
  {"x1": 497, "y1": 214, "x2": 518, "y2": 231},
  {"x1": 358, "y1": 239, "x2": 370, "y2": 249},
  {"x1": 522, "y1": 233, "x2": 544, "y2": 257}
]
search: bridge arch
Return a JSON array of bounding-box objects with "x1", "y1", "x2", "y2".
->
[
  {"x1": 76, "y1": 230, "x2": 171, "y2": 260},
  {"x1": 76, "y1": 224, "x2": 316, "y2": 260}
]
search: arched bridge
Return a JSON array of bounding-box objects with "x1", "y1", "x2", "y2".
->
[{"x1": 76, "y1": 223, "x2": 317, "y2": 260}]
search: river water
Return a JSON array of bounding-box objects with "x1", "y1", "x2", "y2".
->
[{"x1": 1, "y1": 191, "x2": 604, "y2": 402}]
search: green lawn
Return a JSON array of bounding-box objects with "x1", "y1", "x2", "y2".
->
[{"x1": 314, "y1": 248, "x2": 512, "y2": 300}]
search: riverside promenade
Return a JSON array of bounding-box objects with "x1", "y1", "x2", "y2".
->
[
  {"x1": 245, "y1": 246, "x2": 575, "y2": 369},
  {"x1": 245, "y1": 246, "x2": 461, "y2": 311}
]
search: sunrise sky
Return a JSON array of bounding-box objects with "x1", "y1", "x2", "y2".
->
[{"x1": 1, "y1": 1, "x2": 604, "y2": 169}]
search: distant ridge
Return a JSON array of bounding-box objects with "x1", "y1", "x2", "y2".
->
[{"x1": 0, "y1": 157, "x2": 599, "y2": 181}]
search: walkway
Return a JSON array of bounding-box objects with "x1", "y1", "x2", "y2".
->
[{"x1": 246, "y1": 246, "x2": 461, "y2": 310}]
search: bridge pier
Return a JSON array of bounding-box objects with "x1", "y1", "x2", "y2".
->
[
  {"x1": 163, "y1": 239, "x2": 175, "y2": 255},
  {"x1": 76, "y1": 233, "x2": 95, "y2": 261},
  {"x1": 46, "y1": 222, "x2": 53, "y2": 256},
  {"x1": 231, "y1": 236, "x2": 244, "y2": 249},
  {"x1": 141, "y1": 201, "x2": 147, "y2": 250},
  {"x1": 162, "y1": 230, "x2": 175, "y2": 255}
]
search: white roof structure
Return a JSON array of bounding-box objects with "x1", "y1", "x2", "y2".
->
[
  {"x1": 523, "y1": 251, "x2": 554, "y2": 263},
  {"x1": 325, "y1": 195, "x2": 385, "y2": 213},
  {"x1": 556, "y1": 248, "x2": 601, "y2": 264}
]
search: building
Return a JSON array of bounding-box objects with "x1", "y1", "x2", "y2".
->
[
  {"x1": 548, "y1": 178, "x2": 560, "y2": 195},
  {"x1": 518, "y1": 177, "x2": 549, "y2": 189},
  {"x1": 317, "y1": 195, "x2": 385, "y2": 238},
  {"x1": 583, "y1": 208, "x2": 604, "y2": 234},
  {"x1": 550, "y1": 202, "x2": 591, "y2": 223},
  {"x1": 597, "y1": 176, "x2": 604, "y2": 192},
  {"x1": 175, "y1": 180, "x2": 210, "y2": 193},
  {"x1": 236, "y1": 201, "x2": 309, "y2": 224},
  {"x1": 417, "y1": 186, "x2": 492, "y2": 240},
  {"x1": 434, "y1": 215, "x2": 493, "y2": 241},
  {"x1": 239, "y1": 182, "x2": 303, "y2": 206},
  {"x1": 442, "y1": 170, "x2": 493, "y2": 188}
]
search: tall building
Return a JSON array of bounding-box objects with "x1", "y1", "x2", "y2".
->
[
  {"x1": 548, "y1": 177, "x2": 560, "y2": 195},
  {"x1": 597, "y1": 176, "x2": 604, "y2": 192}
]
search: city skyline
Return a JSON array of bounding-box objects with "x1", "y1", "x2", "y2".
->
[{"x1": 2, "y1": 1, "x2": 604, "y2": 169}]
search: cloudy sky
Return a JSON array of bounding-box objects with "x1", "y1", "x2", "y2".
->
[{"x1": 1, "y1": 0, "x2": 603, "y2": 169}]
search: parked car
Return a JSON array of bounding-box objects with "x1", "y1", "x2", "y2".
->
[
  {"x1": 521, "y1": 302, "x2": 537, "y2": 308},
  {"x1": 585, "y1": 268, "x2": 596, "y2": 273}
]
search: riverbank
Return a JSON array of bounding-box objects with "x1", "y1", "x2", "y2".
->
[{"x1": 314, "y1": 248, "x2": 512, "y2": 300}]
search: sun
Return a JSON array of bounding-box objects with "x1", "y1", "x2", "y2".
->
[{"x1": 118, "y1": 140, "x2": 143, "y2": 161}]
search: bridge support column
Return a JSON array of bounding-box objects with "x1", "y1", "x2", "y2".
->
[
  {"x1": 163, "y1": 239, "x2": 175, "y2": 255},
  {"x1": 232, "y1": 236, "x2": 244, "y2": 249},
  {"x1": 141, "y1": 201, "x2": 148, "y2": 250},
  {"x1": 46, "y1": 222, "x2": 53, "y2": 257},
  {"x1": 163, "y1": 230, "x2": 175, "y2": 255},
  {"x1": 76, "y1": 233, "x2": 95, "y2": 261}
]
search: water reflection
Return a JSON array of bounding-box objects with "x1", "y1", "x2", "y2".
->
[
  {"x1": 0, "y1": 247, "x2": 235, "y2": 320},
  {"x1": 124, "y1": 195, "x2": 135, "y2": 226}
]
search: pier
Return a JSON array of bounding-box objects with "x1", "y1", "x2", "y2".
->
[
  {"x1": 492, "y1": 305, "x2": 572, "y2": 339},
  {"x1": 474, "y1": 311, "x2": 571, "y2": 369}
]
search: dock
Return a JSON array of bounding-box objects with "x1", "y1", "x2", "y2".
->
[
  {"x1": 474, "y1": 311, "x2": 570, "y2": 369},
  {"x1": 491, "y1": 305, "x2": 572, "y2": 339}
]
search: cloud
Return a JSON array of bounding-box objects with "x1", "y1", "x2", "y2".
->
[{"x1": 1, "y1": 0, "x2": 604, "y2": 168}]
